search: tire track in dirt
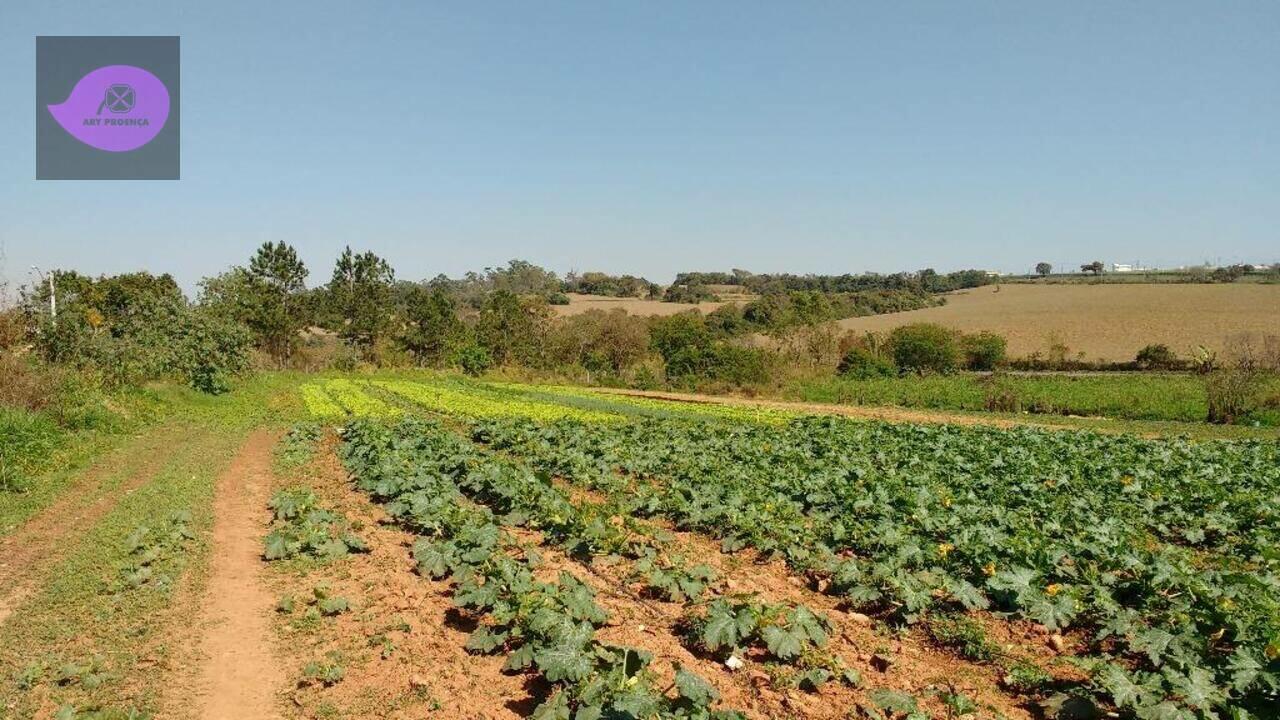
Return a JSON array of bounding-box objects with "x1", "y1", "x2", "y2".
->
[
  {"x1": 185, "y1": 429, "x2": 285, "y2": 720},
  {"x1": 0, "y1": 425, "x2": 188, "y2": 626}
]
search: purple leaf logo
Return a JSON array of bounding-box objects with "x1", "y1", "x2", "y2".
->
[{"x1": 48, "y1": 65, "x2": 169, "y2": 152}]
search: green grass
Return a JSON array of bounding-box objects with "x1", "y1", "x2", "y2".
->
[
  {"x1": 0, "y1": 427, "x2": 237, "y2": 717},
  {"x1": 1, "y1": 374, "x2": 306, "y2": 538},
  {"x1": 788, "y1": 372, "x2": 1280, "y2": 425},
  {"x1": 0, "y1": 374, "x2": 309, "y2": 718}
]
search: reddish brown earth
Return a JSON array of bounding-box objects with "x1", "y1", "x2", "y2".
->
[
  {"x1": 180, "y1": 430, "x2": 287, "y2": 720},
  {"x1": 260, "y1": 436, "x2": 1061, "y2": 720}
]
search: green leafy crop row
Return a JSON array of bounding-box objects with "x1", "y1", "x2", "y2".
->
[
  {"x1": 468, "y1": 415, "x2": 1280, "y2": 719},
  {"x1": 338, "y1": 419, "x2": 746, "y2": 719}
]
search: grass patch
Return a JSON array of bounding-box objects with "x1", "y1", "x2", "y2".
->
[
  {"x1": 0, "y1": 427, "x2": 239, "y2": 717},
  {"x1": 927, "y1": 614, "x2": 1000, "y2": 662},
  {"x1": 789, "y1": 372, "x2": 1280, "y2": 426}
]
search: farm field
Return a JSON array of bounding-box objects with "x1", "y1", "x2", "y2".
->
[
  {"x1": 787, "y1": 372, "x2": 1280, "y2": 426},
  {"x1": 553, "y1": 292, "x2": 748, "y2": 317},
  {"x1": 300, "y1": 376, "x2": 1278, "y2": 719},
  {"x1": 3, "y1": 373, "x2": 1278, "y2": 719},
  {"x1": 834, "y1": 283, "x2": 1280, "y2": 362}
]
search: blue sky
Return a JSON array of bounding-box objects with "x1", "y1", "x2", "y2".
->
[{"x1": 1, "y1": 1, "x2": 1277, "y2": 294}]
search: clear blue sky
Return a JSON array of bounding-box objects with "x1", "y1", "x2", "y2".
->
[{"x1": 1, "y1": 1, "x2": 1277, "y2": 294}]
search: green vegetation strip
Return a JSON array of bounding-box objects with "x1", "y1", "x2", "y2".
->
[
  {"x1": 340, "y1": 418, "x2": 750, "y2": 719},
  {"x1": 467, "y1": 414, "x2": 1280, "y2": 718},
  {"x1": 0, "y1": 426, "x2": 245, "y2": 719},
  {"x1": 791, "y1": 373, "x2": 1280, "y2": 426}
]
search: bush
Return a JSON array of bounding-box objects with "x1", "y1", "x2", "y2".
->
[
  {"x1": 981, "y1": 373, "x2": 1022, "y2": 413},
  {"x1": 650, "y1": 313, "x2": 713, "y2": 363},
  {"x1": 962, "y1": 332, "x2": 1006, "y2": 371},
  {"x1": 1135, "y1": 343, "x2": 1178, "y2": 370},
  {"x1": 0, "y1": 307, "x2": 25, "y2": 350},
  {"x1": 837, "y1": 346, "x2": 895, "y2": 379},
  {"x1": 1205, "y1": 368, "x2": 1262, "y2": 424},
  {"x1": 455, "y1": 344, "x2": 493, "y2": 377},
  {"x1": 661, "y1": 342, "x2": 771, "y2": 386},
  {"x1": 705, "y1": 345, "x2": 771, "y2": 385},
  {"x1": 546, "y1": 309, "x2": 650, "y2": 374},
  {"x1": 547, "y1": 292, "x2": 571, "y2": 306},
  {"x1": 889, "y1": 323, "x2": 959, "y2": 375},
  {"x1": 662, "y1": 284, "x2": 719, "y2": 304}
]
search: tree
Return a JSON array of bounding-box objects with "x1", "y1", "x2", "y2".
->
[
  {"x1": 247, "y1": 241, "x2": 308, "y2": 362},
  {"x1": 200, "y1": 242, "x2": 309, "y2": 365},
  {"x1": 1035, "y1": 262, "x2": 1052, "y2": 277},
  {"x1": 545, "y1": 309, "x2": 649, "y2": 374},
  {"x1": 29, "y1": 271, "x2": 250, "y2": 392},
  {"x1": 476, "y1": 290, "x2": 546, "y2": 366},
  {"x1": 398, "y1": 286, "x2": 466, "y2": 366},
  {"x1": 1081, "y1": 261, "x2": 1104, "y2": 275},
  {"x1": 329, "y1": 246, "x2": 395, "y2": 355}
]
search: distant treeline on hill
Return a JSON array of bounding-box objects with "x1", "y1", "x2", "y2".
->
[
  {"x1": 671, "y1": 268, "x2": 995, "y2": 295},
  {"x1": 561, "y1": 271, "x2": 660, "y2": 299}
]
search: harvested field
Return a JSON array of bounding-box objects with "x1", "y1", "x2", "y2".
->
[
  {"x1": 553, "y1": 292, "x2": 751, "y2": 317},
  {"x1": 835, "y1": 283, "x2": 1280, "y2": 361}
]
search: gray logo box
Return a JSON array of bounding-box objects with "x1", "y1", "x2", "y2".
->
[{"x1": 36, "y1": 36, "x2": 180, "y2": 180}]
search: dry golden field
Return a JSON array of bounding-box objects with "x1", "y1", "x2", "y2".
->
[
  {"x1": 553, "y1": 292, "x2": 750, "y2": 317},
  {"x1": 836, "y1": 283, "x2": 1280, "y2": 361}
]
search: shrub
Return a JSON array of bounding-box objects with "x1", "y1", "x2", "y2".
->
[
  {"x1": 0, "y1": 307, "x2": 25, "y2": 350},
  {"x1": 706, "y1": 345, "x2": 771, "y2": 384},
  {"x1": 650, "y1": 312, "x2": 713, "y2": 364},
  {"x1": 980, "y1": 373, "x2": 1022, "y2": 413},
  {"x1": 962, "y1": 332, "x2": 1007, "y2": 371},
  {"x1": 889, "y1": 323, "x2": 959, "y2": 375},
  {"x1": 455, "y1": 344, "x2": 493, "y2": 377},
  {"x1": 837, "y1": 346, "x2": 895, "y2": 379},
  {"x1": 547, "y1": 292, "x2": 570, "y2": 306},
  {"x1": 629, "y1": 362, "x2": 661, "y2": 391},
  {"x1": 546, "y1": 309, "x2": 650, "y2": 374},
  {"x1": 661, "y1": 341, "x2": 771, "y2": 386},
  {"x1": 1205, "y1": 368, "x2": 1261, "y2": 424},
  {"x1": 662, "y1": 284, "x2": 719, "y2": 304},
  {"x1": 1135, "y1": 343, "x2": 1178, "y2": 370},
  {"x1": 928, "y1": 615, "x2": 999, "y2": 662}
]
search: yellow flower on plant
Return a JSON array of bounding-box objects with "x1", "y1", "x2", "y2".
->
[
  {"x1": 937, "y1": 543, "x2": 954, "y2": 557},
  {"x1": 983, "y1": 562, "x2": 996, "y2": 577},
  {"x1": 1046, "y1": 583, "x2": 1062, "y2": 596}
]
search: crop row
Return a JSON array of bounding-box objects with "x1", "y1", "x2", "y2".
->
[
  {"x1": 303, "y1": 377, "x2": 795, "y2": 426},
  {"x1": 372, "y1": 379, "x2": 622, "y2": 424},
  {"x1": 338, "y1": 418, "x2": 749, "y2": 719},
  {"x1": 468, "y1": 415, "x2": 1280, "y2": 719}
]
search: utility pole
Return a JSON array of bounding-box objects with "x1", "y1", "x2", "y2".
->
[{"x1": 31, "y1": 265, "x2": 56, "y2": 326}]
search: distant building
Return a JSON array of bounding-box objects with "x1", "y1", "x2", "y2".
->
[{"x1": 1111, "y1": 263, "x2": 1153, "y2": 273}]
